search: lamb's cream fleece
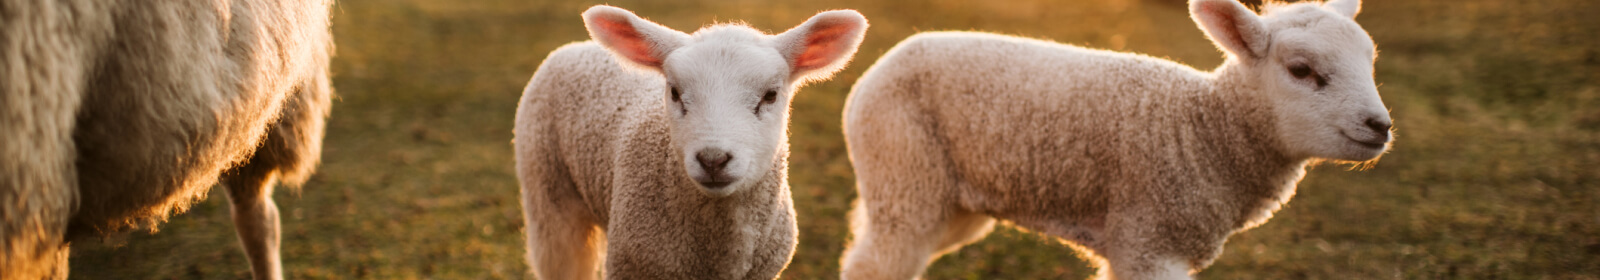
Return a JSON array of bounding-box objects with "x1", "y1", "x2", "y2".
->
[
  {"x1": 840, "y1": 0, "x2": 1388, "y2": 279},
  {"x1": 516, "y1": 6, "x2": 867, "y2": 280}
]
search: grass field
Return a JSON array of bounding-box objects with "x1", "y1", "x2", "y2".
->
[{"x1": 68, "y1": 0, "x2": 1600, "y2": 279}]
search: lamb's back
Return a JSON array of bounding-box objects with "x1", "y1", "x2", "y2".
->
[{"x1": 850, "y1": 31, "x2": 1212, "y2": 216}]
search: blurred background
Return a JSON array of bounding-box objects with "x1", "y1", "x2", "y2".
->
[{"x1": 68, "y1": 0, "x2": 1599, "y2": 278}]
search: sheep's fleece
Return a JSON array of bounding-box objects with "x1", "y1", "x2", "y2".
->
[
  {"x1": 840, "y1": 0, "x2": 1389, "y2": 279},
  {"x1": 515, "y1": 6, "x2": 867, "y2": 280},
  {"x1": 1, "y1": 0, "x2": 333, "y2": 278}
]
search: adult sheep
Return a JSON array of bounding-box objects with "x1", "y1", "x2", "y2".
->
[
  {"x1": 515, "y1": 6, "x2": 866, "y2": 279},
  {"x1": 840, "y1": 0, "x2": 1389, "y2": 279},
  {"x1": 1, "y1": 0, "x2": 333, "y2": 279}
]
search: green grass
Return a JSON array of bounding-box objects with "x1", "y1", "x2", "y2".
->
[{"x1": 69, "y1": 0, "x2": 1600, "y2": 279}]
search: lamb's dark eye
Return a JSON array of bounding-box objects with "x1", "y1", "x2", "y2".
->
[
  {"x1": 754, "y1": 90, "x2": 780, "y2": 115},
  {"x1": 761, "y1": 90, "x2": 778, "y2": 104},
  {"x1": 1288, "y1": 64, "x2": 1313, "y2": 79},
  {"x1": 668, "y1": 86, "x2": 688, "y2": 115},
  {"x1": 1287, "y1": 63, "x2": 1330, "y2": 89}
]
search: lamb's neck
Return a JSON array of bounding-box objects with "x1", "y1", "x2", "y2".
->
[
  {"x1": 751, "y1": 144, "x2": 790, "y2": 195},
  {"x1": 1181, "y1": 62, "x2": 1308, "y2": 219},
  {"x1": 1192, "y1": 58, "x2": 1289, "y2": 167}
]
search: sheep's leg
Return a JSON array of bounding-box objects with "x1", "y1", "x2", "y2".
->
[
  {"x1": 1097, "y1": 253, "x2": 1192, "y2": 280},
  {"x1": 521, "y1": 204, "x2": 603, "y2": 279},
  {"x1": 842, "y1": 198, "x2": 995, "y2": 280},
  {"x1": 1096, "y1": 222, "x2": 1194, "y2": 280},
  {"x1": 521, "y1": 182, "x2": 604, "y2": 280},
  {"x1": 841, "y1": 88, "x2": 991, "y2": 279},
  {"x1": 215, "y1": 66, "x2": 326, "y2": 280},
  {"x1": 222, "y1": 163, "x2": 284, "y2": 280},
  {"x1": 841, "y1": 197, "x2": 932, "y2": 280},
  {"x1": 931, "y1": 210, "x2": 996, "y2": 256}
]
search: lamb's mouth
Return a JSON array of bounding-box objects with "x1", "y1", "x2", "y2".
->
[
  {"x1": 695, "y1": 176, "x2": 735, "y2": 189},
  {"x1": 698, "y1": 181, "x2": 732, "y2": 189},
  {"x1": 1341, "y1": 131, "x2": 1388, "y2": 149}
]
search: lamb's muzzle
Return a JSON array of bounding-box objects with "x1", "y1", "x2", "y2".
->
[{"x1": 695, "y1": 148, "x2": 735, "y2": 189}]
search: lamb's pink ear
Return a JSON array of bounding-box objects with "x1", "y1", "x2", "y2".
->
[
  {"x1": 1190, "y1": 0, "x2": 1270, "y2": 60},
  {"x1": 1325, "y1": 0, "x2": 1361, "y2": 18},
  {"x1": 582, "y1": 5, "x2": 689, "y2": 71},
  {"x1": 774, "y1": 10, "x2": 868, "y2": 83}
]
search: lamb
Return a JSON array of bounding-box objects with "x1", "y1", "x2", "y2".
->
[
  {"x1": 839, "y1": 0, "x2": 1389, "y2": 279},
  {"x1": 514, "y1": 5, "x2": 867, "y2": 279},
  {"x1": 0, "y1": 1, "x2": 333, "y2": 279}
]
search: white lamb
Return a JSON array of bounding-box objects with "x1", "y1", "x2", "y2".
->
[
  {"x1": 839, "y1": 0, "x2": 1389, "y2": 279},
  {"x1": 514, "y1": 6, "x2": 867, "y2": 279}
]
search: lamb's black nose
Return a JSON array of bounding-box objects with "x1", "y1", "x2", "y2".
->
[
  {"x1": 1365, "y1": 118, "x2": 1392, "y2": 138},
  {"x1": 696, "y1": 149, "x2": 731, "y2": 174}
]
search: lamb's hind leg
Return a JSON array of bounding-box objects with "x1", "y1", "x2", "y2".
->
[
  {"x1": 520, "y1": 180, "x2": 604, "y2": 280},
  {"x1": 219, "y1": 68, "x2": 328, "y2": 280},
  {"x1": 221, "y1": 158, "x2": 284, "y2": 280},
  {"x1": 840, "y1": 103, "x2": 990, "y2": 278},
  {"x1": 841, "y1": 197, "x2": 994, "y2": 280}
]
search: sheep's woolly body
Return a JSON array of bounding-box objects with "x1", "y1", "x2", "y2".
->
[
  {"x1": 1, "y1": 0, "x2": 333, "y2": 278},
  {"x1": 516, "y1": 43, "x2": 797, "y2": 279},
  {"x1": 841, "y1": 1, "x2": 1387, "y2": 278},
  {"x1": 845, "y1": 31, "x2": 1301, "y2": 272}
]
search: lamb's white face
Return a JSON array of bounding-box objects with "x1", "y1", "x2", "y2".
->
[
  {"x1": 661, "y1": 37, "x2": 793, "y2": 196},
  {"x1": 1259, "y1": 6, "x2": 1389, "y2": 161},
  {"x1": 1193, "y1": 0, "x2": 1390, "y2": 162},
  {"x1": 583, "y1": 6, "x2": 867, "y2": 196}
]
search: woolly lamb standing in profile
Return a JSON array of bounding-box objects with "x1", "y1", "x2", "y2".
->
[
  {"x1": 515, "y1": 6, "x2": 867, "y2": 279},
  {"x1": 840, "y1": 0, "x2": 1389, "y2": 279}
]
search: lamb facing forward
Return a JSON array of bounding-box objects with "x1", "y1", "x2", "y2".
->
[
  {"x1": 514, "y1": 6, "x2": 867, "y2": 279},
  {"x1": 840, "y1": 0, "x2": 1389, "y2": 279}
]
